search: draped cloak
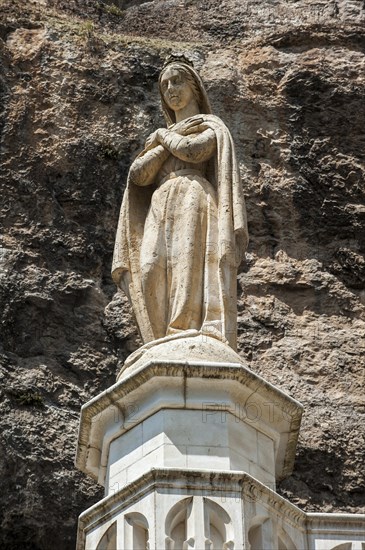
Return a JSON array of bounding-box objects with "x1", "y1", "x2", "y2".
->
[{"x1": 112, "y1": 113, "x2": 248, "y2": 350}]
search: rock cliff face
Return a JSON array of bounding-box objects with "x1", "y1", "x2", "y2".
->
[{"x1": 0, "y1": 0, "x2": 364, "y2": 547}]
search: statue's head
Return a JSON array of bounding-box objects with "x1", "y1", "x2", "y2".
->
[{"x1": 159, "y1": 56, "x2": 212, "y2": 125}]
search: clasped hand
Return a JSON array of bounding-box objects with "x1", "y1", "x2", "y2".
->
[{"x1": 144, "y1": 117, "x2": 204, "y2": 150}]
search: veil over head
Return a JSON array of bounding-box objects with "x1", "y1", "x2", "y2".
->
[
  {"x1": 112, "y1": 59, "x2": 248, "y2": 351},
  {"x1": 159, "y1": 62, "x2": 212, "y2": 126}
]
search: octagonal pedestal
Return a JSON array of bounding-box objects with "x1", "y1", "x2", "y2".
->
[{"x1": 76, "y1": 343, "x2": 365, "y2": 550}]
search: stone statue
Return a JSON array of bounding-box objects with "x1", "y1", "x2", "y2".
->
[{"x1": 112, "y1": 57, "x2": 248, "y2": 351}]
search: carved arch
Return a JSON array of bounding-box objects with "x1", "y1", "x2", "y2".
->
[
  {"x1": 247, "y1": 515, "x2": 270, "y2": 550},
  {"x1": 165, "y1": 496, "x2": 235, "y2": 550},
  {"x1": 165, "y1": 497, "x2": 193, "y2": 550},
  {"x1": 204, "y1": 498, "x2": 234, "y2": 549},
  {"x1": 330, "y1": 544, "x2": 352, "y2": 550},
  {"x1": 96, "y1": 521, "x2": 117, "y2": 550},
  {"x1": 125, "y1": 512, "x2": 149, "y2": 550}
]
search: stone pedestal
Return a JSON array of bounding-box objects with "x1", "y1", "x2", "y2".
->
[{"x1": 75, "y1": 337, "x2": 365, "y2": 549}]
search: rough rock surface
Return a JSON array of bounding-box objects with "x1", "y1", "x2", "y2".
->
[{"x1": 0, "y1": 0, "x2": 364, "y2": 547}]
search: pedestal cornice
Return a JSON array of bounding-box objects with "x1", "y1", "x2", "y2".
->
[{"x1": 76, "y1": 359, "x2": 303, "y2": 486}]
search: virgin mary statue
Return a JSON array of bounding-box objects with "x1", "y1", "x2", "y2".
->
[{"x1": 112, "y1": 57, "x2": 248, "y2": 351}]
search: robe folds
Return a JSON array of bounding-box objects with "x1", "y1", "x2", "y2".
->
[{"x1": 112, "y1": 114, "x2": 248, "y2": 350}]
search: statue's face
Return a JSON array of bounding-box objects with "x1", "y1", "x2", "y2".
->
[{"x1": 160, "y1": 67, "x2": 195, "y2": 112}]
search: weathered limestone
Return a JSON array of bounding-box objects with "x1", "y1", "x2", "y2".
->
[
  {"x1": 2, "y1": 3, "x2": 365, "y2": 540},
  {"x1": 74, "y1": 58, "x2": 365, "y2": 550},
  {"x1": 111, "y1": 59, "x2": 248, "y2": 350}
]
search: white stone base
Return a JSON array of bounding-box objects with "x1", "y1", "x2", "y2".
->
[
  {"x1": 75, "y1": 347, "x2": 364, "y2": 550},
  {"x1": 76, "y1": 469, "x2": 365, "y2": 550}
]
